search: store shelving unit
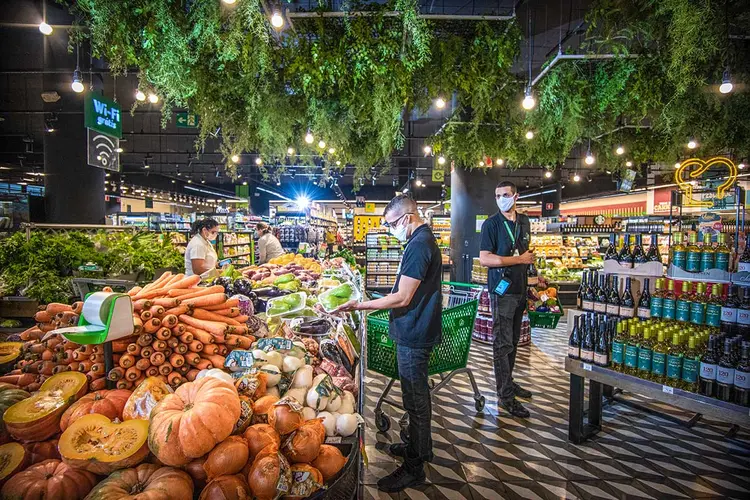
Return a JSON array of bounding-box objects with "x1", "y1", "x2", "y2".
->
[
  {"x1": 432, "y1": 215, "x2": 452, "y2": 269},
  {"x1": 365, "y1": 231, "x2": 402, "y2": 291}
]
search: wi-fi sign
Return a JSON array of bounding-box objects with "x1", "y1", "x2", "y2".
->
[{"x1": 87, "y1": 129, "x2": 120, "y2": 172}]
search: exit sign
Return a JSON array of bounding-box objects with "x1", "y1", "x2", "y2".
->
[
  {"x1": 176, "y1": 112, "x2": 199, "y2": 128},
  {"x1": 84, "y1": 94, "x2": 121, "y2": 138}
]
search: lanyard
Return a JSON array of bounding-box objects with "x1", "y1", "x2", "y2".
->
[{"x1": 503, "y1": 221, "x2": 517, "y2": 247}]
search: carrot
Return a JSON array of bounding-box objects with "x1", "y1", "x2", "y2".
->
[
  {"x1": 46, "y1": 337, "x2": 62, "y2": 350},
  {"x1": 77, "y1": 361, "x2": 93, "y2": 373},
  {"x1": 161, "y1": 274, "x2": 201, "y2": 291},
  {"x1": 167, "y1": 289, "x2": 199, "y2": 297},
  {"x1": 20, "y1": 328, "x2": 43, "y2": 341},
  {"x1": 108, "y1": 367, "x2": 125, "y2": 381},
  {"x1": 179, "y1": 315, "x2": 228, "y2": 337},
  {"x1": 140, "y1": 272, "x2": 172, "y2": 294},
  {"x1": 191, "y1": 309, "x2": 241, "y2": 326},
  {"x1": 140, "y1": 346, "x2": 154, "y2": 359},
  {"x1": 116, "y1": 379, "x2": 131, "y2": 390},
  {"x1": 150, "y1": 352, "x2": 166, "y2": 366},
  {"x1": 91, "y1": 345, "x2": 103, "y2": 355},
  {"x1": 90, "y1": 363, "x2": 105, "y2": 375},
  {"x1": 203, "y1": 298, "x2": 239, "y2": 311},
  {"x1": 68, "y1": 362, "x2": 80, "y2": 372},
  {"x1": 28, "y1": 343, "x2": 45, "y2": 355},
  {"x1": 137, "y1": 334, "x2": 153, "y2": 347},
  {"x1": 184, "y1": 353, "x2": 201, "y2": 366},
  {"x1": 89, "y1": 377, "x2": 107, "y2": 391},
  {"x1": 178, "y1": 332, "x2": 194, "y2": 344},
  {"x1": 34, "y1": 311, "x2": 52, "y2": 323},
  {"x1": 209, "y1": 308, "x2": 241, "y2": 317},
  {"x1": 111, "y1": 338, "x2": 134, "y2": 352},
  {"x1": 52, "y1": 365, "x2": 71, "y2": 375},
  {"x1": 148, "y1": 305, "x2": 165, "y2": 317},
  {"x1": 169, "y1": 353, "x2": 185, "y2": 367},
  {"x1": 177, "y1": 364, "x2": 190, "y2": 375},
  {"x1": 102, "y1": 286, "x2": 114, "y2": 293},
  {"x1": 24, "y1": 382, "x2": 41, "y2": 392},
  {"x1": 187, "y1": 340, "x2": 204, "y2": 353},
  {"x1": 201, "y1": 343, "x2": 219, "y2": 355},
  {"x1": 218, "y1": 345, "x2": 228, "y2": 356},
  {"x1": 159, "y1": 364, "x2": 172, "y2": 377},
  {"x1": 163, "y1": 347, "x2": 173, "y2": 358},
  {"x1": 140, "y1": 310, "x2": 153, "y2": 322},
  {"x1": 46, "y1": 303, "x2": 72, "y2": 315},
  {"x1": 119, "y1": 354, "x2": 136, "y2": 369},
  {"x1": 127, "y1": 286, "x2": 143, "y2": 297},
  {"x1": 227, "y1": 325, "x2": 249, "y2": 336},
  {"x1": 159, "y1": 315, "x2": 177, "y2": 329},
  {"x1": 127, "y1": 343, "x2": 141, "y2": 356},
  {"x1": 163, "y1": 273, "x2": 185, "y2": 287},
  {"x1": 132, "y1": 316, "x2": 143, "y2": 335},
  {"x1": 195, "y1": 359, "x2": 213, "y2": 370},
  {"x1": 125, "y1": 367, "x2": 142, "y2": 381},
  {"x1": 77, "y1": 345, "x2": 93, "y2": 356},
  {"x1": 168, "y1": 372, "x2": 182, "y2": 386},
  {"x1": 133, "y1": 299, "x2": 153, "y2": 312},
  {"x1": 38, "y1": 323, "x2": 56, "y2": 333},
  {"x1": 155, "y1": 327, "x2": 172, "y2": 341},
  {"x1": 0, "y1": 373, "x2": 35, "y2": 386},
  {"x1": 152, "y1": 340, "x2": 167, "y2": 351},
  {"x1": 152, "y1": 298, "x2": 181, "y2": 309},
  {"x1": 171, "y1": 324, "x2": 186, "y2": 336},
  {"x1": 174, "y1": 285, "x2": 224, "y2": 301},
  {"x1": 227, "y1": 335, "x2": 253, "y2": 349},
  {"x1": 72, "y1": 350, "x2": 87, "y2": 362},
  {"x1": 37, "y1": 361, "x2": 54, "y2": 376},
  {"x1": 41, "y1": 350, "x2": 54, "y2": 361},
  {"x1": 234, "y1": 315, "x2": 249, "y2": 324},
  {"x1": 186, "y1": 369, "x2": 200, "y2": 382},
  {"x1": 165, "y1": 305, "x2": 191, "y2": 317},
  {"x1": 72, "y1": 302, "x2": 84, "y2": 315},
  {"x1": 135, "y1": 358, "x2": 151, "y2": 371},
  {"x1": 166, "y1": 337, "x2": 179, "y2": 350},
  {"x1": 90, "y1": 354, "x2": 104, "y2": 364},
  {"x1": 175, "y1": 343, "x2": 188, "y2": 355},
  {"x1": 143, "y1": 318, "x2": 161, "y2": 334},
  {"x1": 146, "y1": 366, "x2": 160, "y2": 377},
  {"x1": 180, "y1": 293, "x2": 227, "y2": 309},
  {"x1": 62, "y1": 349, "x2": 75, "y2": 363}
]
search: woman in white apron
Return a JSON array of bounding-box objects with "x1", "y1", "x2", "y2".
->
[{"x1": 185, "y1": 218, "x2": 219, "y2": 278}]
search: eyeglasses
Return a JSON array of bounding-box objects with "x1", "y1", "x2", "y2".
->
[{"x1": 382, "y1": 213, "x2": 412, "y2": 228}]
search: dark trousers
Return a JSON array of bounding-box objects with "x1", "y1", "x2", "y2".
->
[
  {"x1": 396, "y1": 344, "x2": 434, "y2": 464},
  {"x1": 490, "y1": 293, "x2": 525, "y2": 403}
]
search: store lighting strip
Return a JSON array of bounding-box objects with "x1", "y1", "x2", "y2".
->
[
  {"x1": 184, "y1": 185, "x2": 240, "y2": 200},
  {"x1": 257, "y1": 187, "x2": 292, "y2": 201}
]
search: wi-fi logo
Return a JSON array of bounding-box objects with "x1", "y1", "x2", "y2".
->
[{"x1": 93, "y1": 134, "x2": 119, "y2": 169}]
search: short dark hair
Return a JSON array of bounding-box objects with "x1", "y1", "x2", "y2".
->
[
  {"x1": 384, "y1": 194, "x2": 416, "y2": 218},
  {"x1": 191, "y1": 218, "x2": 219, "y2": 235},
  {"x1": 496, "y1": 181, "x2": 517, "y2": 194}
]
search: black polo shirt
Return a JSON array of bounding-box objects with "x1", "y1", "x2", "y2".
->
[
  {"x1": 480, "y1": 211, "x2": 531, "y2": 295},
  {"x1": 389, "y1": 224, "x2": 443, "y2": 348}
]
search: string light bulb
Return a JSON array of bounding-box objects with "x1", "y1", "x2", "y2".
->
[
  {"x1": 584, "y1": 151, "x2": 595, "y2": 165},
  {"x1": 435, "y1": 97, "x2": 446, "y2": 109},
  {"x1": 148, "y1": 93, "x2": 159, "y2": 104},
  {"x1": 328, "y1": 147, "x2": 335, "y2": 154},
  {"x1": 415, "y1": 179, "x2": 423, "y2": 187},
  {"x1": 231, "y1": 154, "x2": 240, "y2": 163},
  {"x1": 423, "y1": 145, "x2": 431, "y2": 154},
  {"x1": 304, "y1": 131, "x2": 314, "y2": 144},
  {"x1": 544, "y1": 170, "x2": 552, "y2": 179},
  {"x1": 719, "y1": 68, "x2": 733, "y2": 94},
  {"x1": 39, "y1": 22, "x2": 52, "y2": 35},
  {"x1": 135, "y1": 90, "x2": 146, "y2": 101},
  {"x1": 318, "y1": 140, "x2": 326, "y2": 149},
  {"x1": 478, "y1": 161, "x2": 485, "y2": 167},
  {"x1": 496, "y1": 158, "x2": 504, "y2": 166},
  {"x1": 525, "y1": 130, "x2": 534, "y2": 140},
  {"x1": 437, "y1": 156, "x2": 446, "y2": 165},
  {"x1": 71, "y1": 70, "x2": 84, "y2": 93},
  {"x1": 615, "y1": 146, "x2": 625, "y2": 155},
  {"x1": 573, "y1": 173, "x2": 581, "y2": 182},
  {"x1": 255, "y1": 157, "x2": 263, "y2": 165},
  {"x1": 625, "y1": 160, "x2": 633, "y2": 167},
  {"x1": 674, "y1": 161, "x2": 681, "y2": 169},
  {"x1": 687, "y1": 139, "x2": 697, "y2": 149},
  {"x1": 270, "y1": 11, "x2": 284, "y2": 29},
  {"x1": 739, "y1": 162, "x2": 745, "y2": 170},
  {"x1": 287, "y1": 147, "x2": 295, "y2": 155},
  {"x1": 521, "y1": 89, "x2": 535, "y2": 110},
  {"x1": 222, "y1": 0, "x2": 236, "y2": 4}
]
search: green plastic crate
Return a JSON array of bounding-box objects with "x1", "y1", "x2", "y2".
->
[
  {"x1": 366, "y1": 299, "x2": 478, "y2": 379},
  {"x1": 527, "y1": 301, "x2": 564, "y2": 329}
]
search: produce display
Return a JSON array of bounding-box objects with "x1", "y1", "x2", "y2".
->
[
  {"x1": 0, "y1": 258, "x2": 363, "y2": 499},
  {"x1": 527, "y1": 286, "x2": 562, "y2": 314}
]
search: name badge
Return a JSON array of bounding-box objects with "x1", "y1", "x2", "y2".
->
[{"x1": 513, "y1": 249, "x2": 520, "y2": 257}]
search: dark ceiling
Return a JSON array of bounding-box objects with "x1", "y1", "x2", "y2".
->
[{"x1": 0, "y1": 0, "x2": 606, "y2": 204}]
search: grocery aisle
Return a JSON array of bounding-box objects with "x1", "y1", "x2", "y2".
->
[{"x1": 363, "y1": 323, "x2": 750, "y2": 499}]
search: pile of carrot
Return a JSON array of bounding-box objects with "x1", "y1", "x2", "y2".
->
[{"x1": 2, "y1": 271, "x2": 258, "y2": 392}]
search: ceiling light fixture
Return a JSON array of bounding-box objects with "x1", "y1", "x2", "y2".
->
[
  {"x1": 521, "y1": 88, "x2": 535, "y2": 110},
  {"x1": 39, "y1": 22, "x2": 52, "y2": 35},
  {"x1": 71, "y1": 70, "x2": 84, "y2": 93}
]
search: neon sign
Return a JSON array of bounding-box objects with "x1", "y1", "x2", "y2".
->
[{"x1": 674, "y1": 156, "x2": 737, "y2": 208}]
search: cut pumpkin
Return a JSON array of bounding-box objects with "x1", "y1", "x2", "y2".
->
[
  {"x1": 60, "y1": 389, "x2": 132, "y2": 431},
  {"x1": 3, "y1": 372, "x2": 87, "y2": 442},
  {"x1": 0, "y1": 442, "x2": 27, "y2": 487},
  {"x1": 0, "y1": 384, "x2": 30, "y2": 445},
  {"x1": 0, "y1": 342, "x2": 23, "y2": 372},
  {"x1": 59, "y1": 413, "x2": 149, "y2": 475}
]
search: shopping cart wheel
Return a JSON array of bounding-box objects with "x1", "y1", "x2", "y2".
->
[
  {"x1": 475, "y1": 396, "x2": 486, "y2": 412},
  {"x1": 375, "y1": 411, "x2": 391, "y2": 432}
]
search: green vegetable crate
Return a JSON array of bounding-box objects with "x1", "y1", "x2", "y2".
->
[{"x1": 527, "y1": 301, "x2": 564, "y2": 329}]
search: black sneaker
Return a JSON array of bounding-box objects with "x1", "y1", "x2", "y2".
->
[
  {"x1": 499, "y1": 398, "x2": 530, "y2": 418},
  {"x1": 389, "y1": 442, "x2": 407, "y2": 458},
  {"x1": 377, "y1": 463, "x2": 426, "y2": 492},
  {"x1": 514, "y1": 383, "x2": 533, "y2": 399}
]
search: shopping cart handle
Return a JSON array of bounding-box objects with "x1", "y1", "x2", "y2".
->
[{"x1": 441, "y1": 281, "x2": 484, "y2": 288}]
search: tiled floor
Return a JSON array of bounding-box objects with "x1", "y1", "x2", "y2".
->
[{"x1": 362, "y1": 323, "x2": 750, "y2": 499}]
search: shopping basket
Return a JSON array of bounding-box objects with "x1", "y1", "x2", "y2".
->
[{"x1": 366, "y1": 282, "x2": 485, "y2": 436}]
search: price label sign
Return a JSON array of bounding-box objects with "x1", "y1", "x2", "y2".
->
[
  {"x1": 662, "y1": 385, "x2": 674, "y2": 395},
  {"x1": 583, "y1": 363, "x2": 592, "y2": 372}
]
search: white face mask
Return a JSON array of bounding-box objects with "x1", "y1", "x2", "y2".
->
[
  {"x1": 389, "y1": 224, "x2": 408, "y2": 243},
  {"x1": 497, "y1": 196, "x2": 515, "y2": 212}
]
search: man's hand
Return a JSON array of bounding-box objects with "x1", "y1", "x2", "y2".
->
[
  {"x1": 334, "y1": 299, "x2": 359, "y2": 313},
  {"x1": 518, "y1": 250, "x2": 535, "y2": 265}
]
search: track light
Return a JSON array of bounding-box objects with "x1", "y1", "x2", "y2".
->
[
  {"x1": 39, "y1": 22, "x2": 52, "y2": 35},
  {"x1": 135, "y1": 90, "x2": 146, "y2": 101},
  {"x1": 271, "y1": 11, "x2": 284, "y2": 29},
  {"x1": 615, "y1": 146, "x2": 625, "y2": 155},
  {"x1": 71, "y1": 70, "x2": 84, "y2": 93},
  {"x1": 719, "y1": 68, "x2": 733, "y2": 94}
]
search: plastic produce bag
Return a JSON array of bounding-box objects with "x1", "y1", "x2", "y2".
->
[{"x1": 122, "y1": 376, "x2": 173, "y2": 420}]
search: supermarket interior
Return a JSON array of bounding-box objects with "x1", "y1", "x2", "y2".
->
[{"x1": 1, "y1": 0, "x2": 750, "y2": 499}]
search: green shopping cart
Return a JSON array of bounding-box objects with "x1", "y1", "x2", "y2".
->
[{"x1": 366, "y1": 281, "x2": 486, "y2": 436}]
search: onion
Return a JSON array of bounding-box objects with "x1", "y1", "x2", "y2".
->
[
  {"x1": 282, "y1": 356, "x2": 303, "y2": 373},
  {"x1": 203, "y1": 436, "x2": 249, "y2": 479},
  {"x1": 265, "y1": 351, "x2": 284, "y2": 370},
  {"x1": 199, "y1": 368, "x2": 234, "y2": 385},
  {"x1": 252, "y1": 395, "x2": 279, "y2": 424},
  {"x1": 287, "y1": 464, "x2": 324, "y2": 499},
  {"x1": 266, "y1": 386, "x2": 280, "y2": 398},
  {"x1": 311, "y1": 373, "x2": 328, "y2": 387},
  {"x1": 199, "y1": 475, "x2": 251, "y2": 500},
  {"x1": 284, "y1": 419, "x2": 325, "y2": 464},
  {"x1": 252, "y1": 349, "x2": 268, "y2": 366},
  {"x1": 184, "y1": 457, "x2": 208, "y2": 490},
  {"x1": 336, "y1": 413, "x2": 358, "y2": 437},
  {"x1": 337, "y1": 391, "x2": 355, "y2": 415},
  {"x1": 284, "y1": 387, "x2": 307, "y2": 405},
  {"x1": 301, "y1": 407, "x2": 317, "y2": 421},
  {"x1": 248, "y1": 451, "x2": 287, "y2": 500},
  {"x1": 317, "y1": 411, "x2": 337, "y2": 437},
  {"x1": 261, "y1": 364, "x2": 281, "y2": 387},
  {"x1": 306, "y1": 387, "x2": 328, "y2": 411},
  {"x1": 312, "y1": 444, "x2": 347, "y2": 482},
  {"x1": 291, "y1": 365, "x2": 313, "y2": 389},
  {"x1": 326, "y1": 392, "x2": 342, "y2": 412},
  {"x1": 244, "y1": 424, "x2": 281, "y2": 462},
  {"x1": 268, "y1": 401, "x2": 303, "y2": 435}
]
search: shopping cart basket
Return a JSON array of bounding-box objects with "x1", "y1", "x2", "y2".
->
[{"x1": 366, "y1": 282, "x2": 485, "y2": 436}]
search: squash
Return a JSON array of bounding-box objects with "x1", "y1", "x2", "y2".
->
[
  {"x1": 0, "y1": 384, "x2": 30, "y2": 444},
  {"x1": 149, "y1": 377, "x2": 241, "y2": 466},
  {"x1": 544, "y1": 287, "x2": 557, "y2": 298},
  {"x1": 122, "y1": 376, "x2": 172, "y2": 421},
  {"x1": 0, "y1": 442, "x2": 27, "y2": 487},
  {"x1": 82, "y1": 463, "x2": 194, "y2": 500},
  {"x1": 0, "y1": 342, "x2": 24, "y2": 373},
  {"x1": 22, "y1": 438, "x2": 60, "y2": 464},
  {"x1": 3, "y1": 372, "x2": 87, "y2": 442},
  {"x1": 59, "y1": 414, "x2": 149, "y2": 475},
  {"x1": 60, "y1": 389, "x2": 132, "y2": 431},
  {"x1": 1, "y1": 459, "x2": 97, "y2": 500},
  {"x1": 199, "y1": 474, "x2": 251, "y2": 500}
]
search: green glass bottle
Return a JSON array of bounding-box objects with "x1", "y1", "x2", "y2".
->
[
  {"x1": 662, "y1": 280, "x2": 677, "y2": 321},
  {"x1": 676, "y1": 281, "x2": 692, "y2": 323},
  {"x1": 623, "y1": 325, "x2": 640, "y2": 376},
  {"x1": 686, "y1": 232, "x2": 701, "y2": 272},
  {"x1": 690, "y1": 282, "x2": 707, "y2": 326},
  {"x1": 670, "y1": 232, "x2": 687, "y2": 270},
  {"x1": 611, "y1": 322, "x2": 626, "y2": 372},
  {"x1": 700, "y1": 233, "x2": 715, "y2": 272},
  {"x1": 705, "y1": 284, "x2": 722, "y2": 328},
  {"x1": 637, "y1": 328, "x2": 654, "y2": 379},
  {"x1": 681, "y1": 336, "x2": 700, "y2": 392},
  {"x1": 666, "y1": 333, "x2": 684, "y2": 387},
  {"x1": 650, "y1": 278, "x2": 663, "y2": 318},
  {"x1": 714, "y1": 233, "x2": 730, "y2": 272},
  {"x1": 651, "y1": 331, "x2": 668, "y2": 384}
]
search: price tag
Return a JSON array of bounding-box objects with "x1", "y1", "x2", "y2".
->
[
  {"x1": 583, "y1": 363, "x2": 592, "y2": 372},
  {"x1": 325, "y1": 436, "x2": 342, "y2": 444},
  {"x1": 662, "y1": 385, "x2": 674, "y2": 394},
  {"x1": 381, "y1": 245, "x2": 387, "y2": 251}
]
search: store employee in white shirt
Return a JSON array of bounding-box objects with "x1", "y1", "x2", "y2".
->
[
  {"x1": 185, "y1": 218, "x2": 219, "y2": 277},
  {"x1": 256, "y1": 222, "x2": 285, "y2": 264}
]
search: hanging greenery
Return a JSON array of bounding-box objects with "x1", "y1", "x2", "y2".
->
[{"x1": 62, "y1": 0, "x2": 749, "y2": 186}]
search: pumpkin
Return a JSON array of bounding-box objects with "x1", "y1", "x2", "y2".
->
[
  {"x1": 1, "y1": 459, "x2": 97, "y2": 500},
  {"x1": 0, "y1": 442, "x2": 27, "y2": 487},
  {"x1": 0, "y1": 342, "x2": 24, "y2": 373},
  {"x1": 122, "y1": 376, "x2": 172, "y2": 421},
  {"x1": 59, "y1": 414, "x2": 149, "y2": 475},
  {"x1": 199, "y1": 474, "x2": 251, "y2": 500},
  {"x1": 3, "y1": 372, "x2": 87, "y2": 442},
  {"x1": 544, "y1": 287, "x2": 558, "y2": 298},
  {"x1": 22, "y1": 438, "x2": 60, "y2": 464},
  {"x1": 0, "y1": 384, "x2": 30, "y2": 444},
  {"x1": 149, "y1": 377, "x2": 241, "y2": 466},
  {"x1": 83, "y1": 463, "x2": 194, "y2": 500},
  {"x1": 60, "y1": 389, "x2": 131, "y2": 431}
]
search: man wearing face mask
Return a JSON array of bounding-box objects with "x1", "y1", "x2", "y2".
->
[
  {"x1": 479, "y1": 181, "x2": 535, "y2": 418},
  {"x1": 337, "y1": 194, "x2": 441, "y2": 492}
]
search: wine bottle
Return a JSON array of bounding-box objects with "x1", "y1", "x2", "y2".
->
[
  {"x1": 716, "y1": 339, "x2": 736, "y2": 402},
  {"x1": 594, "y1": 319, "x2": 609, "y2": 367},
  {"x1": 594, "y1": 274, "x2": 608, "y2": 314},
  {"x1": 606, "y1": 275, "x2": 621, "y2": 317},
  {"x1": 670, "y1": 232, "x2": 687, "y2": 270},
  {"x1": 686, "y1": 232, "x2": 701, "y2": 272},
  {"x1": 681, "y1": 336, "x2": 700, "y2": 392},
  {"x1": 646, "y1": 234, "x2": 662, "y2": 263},
  {"x1": 650, "y1": 278, "x2": 664, "y2": 319},
  {"x1": 624, "y1": 325, "x2": 640, "y2": 376},
  {"x1": 632, "y1": 234, "x2": 647, "y2": 264},
  {"x1": 527, "y1": 257, "x2": 539, "y2": 286},
  {"x1": 662, "y1": 280, "x2": 677, "y2": 320},
  {"x1": 620, "y1": 277, "x2": 635, "y2": 319},
  {"x1": 637, "y1": 278, "x2": 651, "y2": 320},
  {"x1": 651, "y1": 330, "x2": 668, "y2": 384},
  {"x1": 699, "y1": 335, "x2": 719, "y2": 397},
  {"x1": 734, "y1": 342, "x2": 750, "y2": 407},
  {"x1": 580, "y1": 314, "x2": 595, "y2": 363},
  {"x1": 737, "y1": 287, "x2": 750, "y2": 339},
  {"x1": 568, "y1": 316, "x2": 581, "y2": 359},
  {"x1": 637, "y1": 328, "x2": 653, "y2": 379},
  {"x1": 700, "y1": 233, "x2": 715, "y2": 272},
  {"x1": 576, "y1": 271, "x2": 586, "y2": 310},
  {"x1": 611, "y1": 322, "x2": 626, "y2": 372},
  {"x1": 737, "y1": 237, "x2": 750, "y2": 272},
  {"x1": 721, "y1": 285, "x2": 740, "y2": 335},
  {"x1": 604, "y1": 233, "x2": 619, "y2": 261},
  {"x1": 665, "y1": 333, "x2": 684, "y2": 387},
  {"x1": 619, "y1": 234, "x2": 634, "y2": 268},
  {"x1": 690, "y1": 282, "x2": 707, "y2": 326},
  {"x1": 714, "y1": 233, "x2": 730, "y2": 272},
  {"x1": 705, "y1": 283, "x2": 723, "y2": 328},
  {"x1": 675, "y1": 281, "x2": 692, "y2": 323},
  {"x1": 582, "y1": 272, "x2": 595, "y2": 312}
]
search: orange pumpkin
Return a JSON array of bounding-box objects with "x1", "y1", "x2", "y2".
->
[
  {"x1": 545, "y1": 287, "x2": 558, "y2": 298},
  {"x1": 149, "y1": 377, "x2": 241, "y2": 466},
  {"x1": 0, "y1": 442, "x2": 27, "y2": 487},
  {"x1": 22, "y1": 438, "x2": 61, "y2": 464},
  {"x1": 59, "y1": 414, "x2": 149, "y2": 475},
  {"x1": 83, "y1": 463, "x2": 193, "y2": 500},
  {"x1": 3, "y1": 372, "x2": 87, "y2": 442},
  {"x1": 1, "y1": 459, "x2": 97, "y2": 500},
  {"x1": 60, "y1": 389, "x2": 131, "y2": 431}
]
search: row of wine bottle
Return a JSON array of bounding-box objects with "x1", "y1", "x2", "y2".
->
[
  {"x1": 667, "y1": 232, "x2": 736, "y2": 273},
  {"x1": 569, "y1": 314, "x2": 750, "y2": 406},
  {"x1": 603, "y1": 233, "x2": 662, "y2": 267}
]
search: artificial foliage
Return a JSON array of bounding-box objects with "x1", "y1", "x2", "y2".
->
[{"x1": 62, "y1": 0, "x2": 750, "y2": 183}]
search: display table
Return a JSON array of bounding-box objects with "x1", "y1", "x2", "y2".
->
[{"x1": 565, "y1": 357, "x2": 750, "y2": 444}]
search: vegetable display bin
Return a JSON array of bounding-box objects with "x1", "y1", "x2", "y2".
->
[{"x1": 527, "y1": 302, "x2": 564, "y2": 329}]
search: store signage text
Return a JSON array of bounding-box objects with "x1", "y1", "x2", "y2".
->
[
  {"x1": 84, "y1": 94, "x2": 122, "y2": 138},
  {"x1": 674, "y1": 157, "x2": 737, "y2": 208}
]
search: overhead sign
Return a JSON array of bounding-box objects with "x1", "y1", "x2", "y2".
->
[
  {"x1": 145, "y1": 197, "x2": 154, "y2": 209},
  {"x1": 87, "y1": 129, "x2": 120, "y2": 171},
  {"x1": 364, "y1": 202, "x2": 375, "y2": 213},
  {"x1": 176, "y1": 112, "x2": 200, "y2": 128},
  {"x1": 674, "y1": 157, "x2": 738, "y2": 208},
  {"x1": 431, "y1": 169, "x2": 445, "y2": 182},
  {"x1": 84, "y1": 94, "x2": 121, "y2": 138}
]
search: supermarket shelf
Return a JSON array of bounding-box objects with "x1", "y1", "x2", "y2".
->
[
  {"x1": 365, "y1": 245, "x2": 403, "y2": 250},
  {"x1": 226, "y1": 252, "x2": 253, "y2": 258},
  {"x1": 222, "y1": 242, "x2": 252, "y2": 247},
  {"x1": 365, "y1": 273, "x2": 398, "y2": 276}
]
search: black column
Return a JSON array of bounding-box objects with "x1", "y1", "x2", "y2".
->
[{"x1": 44, "y1": 112, "x2": 106, "y2": 223}]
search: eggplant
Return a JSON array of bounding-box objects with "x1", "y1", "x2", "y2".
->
[
  {"x1": 212, "y1": 276, "x2": 233, "y2": 294},
  {"x1": 252, "y1": 287, "x2": 275, "y2": 297},
  {"x1": 320, "y1": 339, "x2": 345, "y2": 366},
  {"x1": 233, "y1": 278, "x2": 253, "y2": 296},
  {"x1": 298, "y1": 318, "x2": 330, "y2": 335}
]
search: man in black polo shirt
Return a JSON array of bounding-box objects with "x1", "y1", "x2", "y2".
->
[
  {"x1": 479, "y1": 181, "x2": 535, "y2": 418},
  {"x1": 337, "y1": 194, "x2": 441, "y2": 492}
]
